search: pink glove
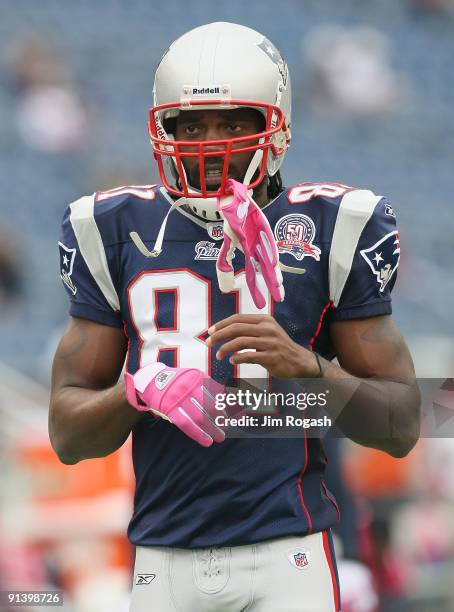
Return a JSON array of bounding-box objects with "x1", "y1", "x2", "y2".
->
[
  {"x1": 124, "y1": 363, "x2": 226, "y2": 447},
  {"x1": 216, "y1": 178, "x2": 285, "y2": 309}
]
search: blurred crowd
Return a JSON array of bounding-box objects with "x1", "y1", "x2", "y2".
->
[
  {"x1": 8, "y1": 37, "x2": 90, "y2": 154},
  {"x1": 0, "y1": 0, "x2": 453, "y2": 610}
]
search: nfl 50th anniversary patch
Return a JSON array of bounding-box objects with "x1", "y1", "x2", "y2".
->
[
  {"x1": 58, "y1": 242, "x2": 77, "y2": 295},
  {"x1": 274, "y1": 214, "x2": 321, "y2": 262}
]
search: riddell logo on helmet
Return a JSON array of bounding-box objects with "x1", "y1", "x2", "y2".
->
[
  {"x1": 192, "y1": 87, "x2": 220, "y2": 95},
  {"x1": 155, "y1": 122, "x2": 166, "y2": 139}
]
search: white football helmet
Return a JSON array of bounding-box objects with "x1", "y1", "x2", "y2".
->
[{"x1": 149, "y1": 22, "x2": 292, "y2": 220}]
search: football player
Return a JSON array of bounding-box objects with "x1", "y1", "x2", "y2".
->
[{"x1": 49, "y1": 22, "x2": 420, "y2": 611}]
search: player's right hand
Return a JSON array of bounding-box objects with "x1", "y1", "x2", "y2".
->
[
  {"x1": 216, "y1": 178, "x2": 285, "y2": 309},
  {"x1": 124, "y1": 363, "x2": 226, "y2": 447}
]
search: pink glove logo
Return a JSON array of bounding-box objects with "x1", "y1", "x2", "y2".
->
[
  {"x1": 216, "y1": 179, "x2": 285, "y2": 309},
  {"x1": 155, "y1": 371, "x2": 176, "y2": 389},
  {"x1": 124, "y1": 363, "x2": 226, "y2": 448}
]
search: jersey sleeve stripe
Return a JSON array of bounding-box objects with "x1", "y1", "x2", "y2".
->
[
  {"x1": 329, "y1": 190, "x2": 382, "y2": 307},
  {"x1": 69, "y1": 194, "x2": 120, "y2": 311}
]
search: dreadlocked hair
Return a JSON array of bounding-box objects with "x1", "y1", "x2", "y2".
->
[{"x1": 267, "y1": 171, "x2": 284, "y2": 200}]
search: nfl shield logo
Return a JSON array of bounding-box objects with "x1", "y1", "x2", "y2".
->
[
  {"x1": 206, "y1": 222, "x2": 224, "y2": 241},
  {"x1": 294, "y1": 552, "x2": 309, "y2": 568},
  {"x1": 287, "y1": 549, "x2": 311, "y2": 570}
]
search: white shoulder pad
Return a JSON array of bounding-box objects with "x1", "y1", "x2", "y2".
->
[
  {"x1": 69, "y1": 194, "x2": 120, "y2": 311},
  {"x1": 329, "y1": 189, "x2": 382, "y2": 307}
]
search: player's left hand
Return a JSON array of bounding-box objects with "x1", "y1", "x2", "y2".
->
[{"x1": 206, "y1": 314, "x2": 320, "y2": 379}]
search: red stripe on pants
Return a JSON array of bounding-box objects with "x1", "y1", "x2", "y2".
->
[{"x1": 322, "y1": 531, "x2": 340, "y2": 611}]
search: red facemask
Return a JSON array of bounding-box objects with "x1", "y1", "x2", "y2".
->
[{"x1": 148, "y1": 99, "x2": 290, "y2": 198}]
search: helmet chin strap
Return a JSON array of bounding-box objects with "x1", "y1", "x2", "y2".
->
[
  {"x1": 134, "y1": 147, "x2": 267, "y2": 259},
  {"x1": 243, "y1": 148, "x2": 264, "y2": 189},
  {"x1": 130, "y1": 194, "x2": 186, "y2": 257}
]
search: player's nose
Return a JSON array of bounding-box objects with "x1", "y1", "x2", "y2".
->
[
  {"x1": 203, "y1": 123, "x2": 225, "y2": 145},
  {"x1": 204, "y1": 140, "x2": 227, "y2": 164}
]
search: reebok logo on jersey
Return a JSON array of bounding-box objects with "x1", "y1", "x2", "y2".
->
[
  {"x1": 385, "y1": 204, "x2": 396, "y2": 218},
  {"x1": 58, "y1": 242, "x2": 77, "y2": 295},
  {"x1": 287, "y1": 549, "x2": 311, "y2": 570},
  {"x1": 135, "y1": 574, "x2": 156, "y2": 585},
  {"x1": 155, "y1": 371, "x2": 176, "y2": 390}
]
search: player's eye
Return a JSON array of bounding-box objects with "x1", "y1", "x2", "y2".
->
[
  {"x1": 185, "y1": 125, "x2": 201, "y2": 136},
  {"x1": 226, "y1": 124, "x2": 242, "y2": 133}
]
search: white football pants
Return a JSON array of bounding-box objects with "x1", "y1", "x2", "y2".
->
[{"x1": 130, "y1": 531, "x2": 340, "y2": 611}]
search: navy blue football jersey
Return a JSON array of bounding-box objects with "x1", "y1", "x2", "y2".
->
[{"x1": 58, "y1": 182, "x2": 399, "y2": 547}]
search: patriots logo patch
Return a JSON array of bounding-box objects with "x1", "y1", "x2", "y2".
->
[
  {"x1": 360, "y1": 231, "x2": 400, "y2": 292},
  {"x1": 59, "y1": 242, "x2": 77, "y2": 295}
]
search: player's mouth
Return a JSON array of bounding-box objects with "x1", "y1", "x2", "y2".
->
[
  {"x1": 204, "y1": 167, "x2": 225, "y2": 186},
  {"x1": 202, "y1": 160, "x2": 240, "y2": 186},
  {"x1": 188, "y1": 160, "x2": 240, "y2": 190}
]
